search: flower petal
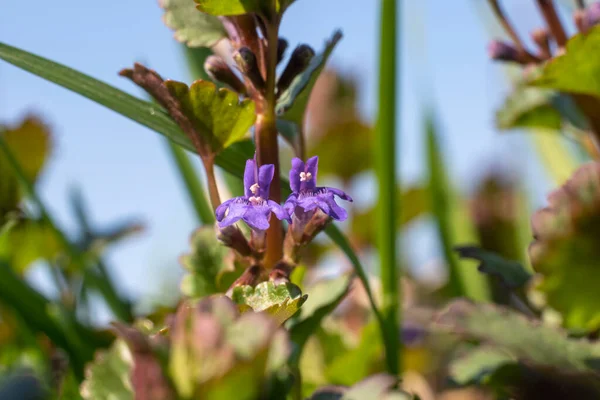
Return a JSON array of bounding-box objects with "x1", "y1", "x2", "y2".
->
[
  {"x1": 304, "y1": 156, "x2": 319, "y2": 190},
  {"x1": 289, "y1": 158, "x2": 305, "y2": 193},
  {"x1": 257, "y1": 164, "x2": 275, "y2": 199},
  {"x1": 325, "y1": 196, "x2": 348, "y2": 221},
  {"x1": 243, "y1": 158, "x2": 257, "y2": 198},
  {"x1": 324, "y1": 187, "x2": 353, "y2": 202},
  {"x1": 243, "y1": 205, "x2": 271, "y2": 231},
  {"x1": 298, "y1": 195, "x2": 328, "y2": 214},
  {"x1": 268, "y1": 200, "x2": 291, "y2": 222},
  {"x1": 215, "y1": 198, "x2": 234, "y2": 221},
  {"x1": 284, "y1": 193, "x2": 298, "y2": 216},
  {"x1": 218, "y1": 200, "x2": 248, "y2": 228}
]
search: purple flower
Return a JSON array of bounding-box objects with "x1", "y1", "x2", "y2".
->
[
  {"x1": 487, "y1": 40, "x2": 520, "y2": 63},
  {"x1": 586, "y1": 3, "x2": 600, "y2": 28},
  {"x1": 216, "y1": 157, "x2": 288, "y2": 231},
  {"x1": 284, "y1": 156, "x2": 352, "y2": 221}
]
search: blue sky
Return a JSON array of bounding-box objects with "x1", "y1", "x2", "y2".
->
[{"x1": 0, "y1": 1, "x2": 557, "y2": 318}]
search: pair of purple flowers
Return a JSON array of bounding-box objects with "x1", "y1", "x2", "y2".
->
[{"x1": 215, "y1": 156, "x2": 352, "y2": 231}]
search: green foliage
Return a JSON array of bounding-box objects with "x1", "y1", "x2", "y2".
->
[
  {"x1": 276, "y1": 31, "x2": 343, "y2": 127},
  {"x1": 195, "y1": 0, "x2": 295, "y2": 16},
  {"x1": 309, "y1": 374, "x2": 415, "y2": 400},
  {"x1": 169, "y1": 297, "x2": 290, "y2": 399},
  {"x1": 448, "y1": 346, "x2": 514, "y2": 386},
  {"x1": 530, "y1": 162, "x2": 600, "y2": 331},
  {"x1": 231, "y1": 281, "x2": 307, "y2": 325},
  {"x1": 160, "y1": 0, "x2": 225, "y2": 48},
  {"x1": 180, "y1": 227, "x2": 242, "y2": 298},
  {"x1": 80, "y1": 340, "x2": 134, "y2": 400},
  {"x1": 532, "y1": 26, "x2": 600, "y2": 98},
  {"x1": 455, "y1": 247, "x2": 532, "y2": 290},
  {"x1": 496, "y1": 87, "x2": 563, "y2": 131}
]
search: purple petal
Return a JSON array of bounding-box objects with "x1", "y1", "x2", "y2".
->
[
  {"x1": 304, "y1": 156, "x2": 319, "y2": 190},
  {"x1": 587, "y1": 3, "x2": 600, "y2": 27},
  {"x1": 242, "y1": 205, "x2": 271, "y2": 231},
  {"x1": 268, "y1": 200, "x2": 290, "y2": 222},
  {"x1": 324, "y1": 187, "x2": 353, "y2": 202},
  {"x1": 215, "y1": 198, "x2": 234, "y2": 221},
  {"x1": 243, "y1": 158, "x2": 257, "y2": 198},
  {"x1": 324, "y1": 195, "x2": 348, "y2": 221},
  {"x1": 298, "y1": 195, "x2": 329, "y2": 214},
  {"x1": 257, "y1": 164, "x2": 275, "y2": 199},
  {"x1": 218, "y1": 200, "x2": 248, "y2": 228},
  {"x1": 284, "y1": 193, "x2": 298, "y2": 216},
  {"x1": 289, "y1": 158, "x2": 305, "y2": 193}
]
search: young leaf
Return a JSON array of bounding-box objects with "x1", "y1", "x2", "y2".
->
[
  {"x1": 120, "y1": 64, "x2": 255, "y2": 157},
  {"x1": 80, "y1": 340, "x2": 134, "y2": 400},
  {"x1": 160, "y1": 0, "x2": 226, "y2": 48},
  {"x1": 433, "y1": 300, "x2": 600, "y2": 373},
  {"x1": 194, "y1": 0, "x2": 262, "y2": 16},
  {"x1": 276, "y1": 31, "x2": 343, "y2": 126},
  {"x1": 179, "y1": 227, "x2": 238, "y2": 298},
  {"x1": 231, "y1": 281, "x2": 307, "y2": 325},
  {"x1": 455, "y1": 246, "x2": 532, "y2": 290},
  {"x1": 530, "y1": 162, "x2": 600, "y2": 331},
  {"x1": 531, "y1": 26, "x2": 600, "y2": 98}
]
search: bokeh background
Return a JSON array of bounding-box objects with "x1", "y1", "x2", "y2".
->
[{"x1": 0, "y1": 0, "x2": 557, "y2": 323}]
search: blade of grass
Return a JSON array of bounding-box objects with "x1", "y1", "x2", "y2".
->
[
  {"x1": 426, "y1": 116, "x2": 491, "y2": 301},
  {"x1": 0, "y1": 135, "x2": 133, "y2": 323},
  {"x1": 376, "y1": 0, "x2": 401, "y2": 375}
]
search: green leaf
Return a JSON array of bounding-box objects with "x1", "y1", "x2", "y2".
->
[
  {"x1": 0, "y1": 117, "x2": 52, "y2": 218},
  {"x1": 160, "y1": 0, "x2": 225, "y2": 48},
  {"x1": 0, "y1": 41, "x2": 253, "y2": 176},
  {"x1": 179, "y1": 227, "x2": 237, "y2": 298},
  {"x1": 309, "y1": 374, "x2": 415, "y2": 400},
  {"x1": 433, "y1": 300, "x2": 600, "y2": 373},
  {"x1": 448, "y1": 346, "x2": 514, "y2": 386},
  {"x1": 231, "y1": 281, "x2": 307, "y2": 325},
  {"x1": 531, "y1": 26, "x2": 600, "y2": 98},
  {"x1": 80, "y1": 340, "x2": 134, "y2": 400},
  {"x1": 530, "y1": 162, "x2": 600, "y2": 331},
  {"x1": 276, "y1": 31, "x2": 343, "y2": 126},
  {"x1": 455, "y1": 246, "x2": 532, "y2": 290},
  {"x1": 121, "y1": 64, "x2": 255, "y2": 156},
  {"x1": 194, "y1": 0, "x2": 262, "y2": 16},
  {"x1": 289, "y1": 274, "x2": 352, "y2": 361},
  {"x1": 496, "y1": 87, "x2": 563, "y2": 131}
]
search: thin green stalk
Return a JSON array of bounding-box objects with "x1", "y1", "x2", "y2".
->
[
  {"x1": 376, "y1": 0, "x2": 400, "y2": 375},
  {"x1": 166, "y1": 142, "x2": 215, "y2": 224},
  {"x1": 0, "y1": 136, "x2": 132, "y2": 322}
]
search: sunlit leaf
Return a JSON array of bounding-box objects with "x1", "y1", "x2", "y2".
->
[
  {"x1": 532, "y1": 26, "x2": 600, "y2": 98},
  {"x1": 194, "y1": 0, "x2": 262, "y2": 16},
  {"x1": 231, "y1": 281, "x2": 307, "y2": 325},
  {"x1": 0, "y1": 117, "x2": 52, "y2": 218},
  {"x1": 80, "y1": 340, "x2": 134, "y2": 400},
  {"x1": 455, "y1": 247, "x2": 532, "y2": 290},
  {"x1": 276, "y1": 31, "x2": 343, "y2": 126},
  {"x1": 160, "y1": 0, "x2": 226, "y2": 48},
  {"x1": 0, "y1": 219, "x2": 61, "y2": 273},
  {"x1": 530, "y1": 162, "x2": 600, "y2": 331}
]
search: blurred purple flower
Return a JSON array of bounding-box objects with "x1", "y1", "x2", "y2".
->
[
  {"x1": 487, "y1": 40, "x2": 520, "y2": 63},
  {"x1": 284, "y1": 156, "x2": 352, "y2": 222},
  {"x1": 586, "y1": 3, "x2": 600, "y2": 27},
  {"x1": 216, "y1": 157, "x2": 288, "y2": 231}
]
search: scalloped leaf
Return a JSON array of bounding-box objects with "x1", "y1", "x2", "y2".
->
[
  {"x1": 455, "y1": 246, "x2": 532, "y2": 290},
  {"x1": 160, "y1": 0, "x2": 226, "y2": 48},
  {"x1": 433, "y1": 300, "x2": 600, "y2": 373},
  {"x1": 276, "y1": 31, "x2": 343, "y2": 126},
  {"x1": 179, "y1": 227, "x2": 239, "y2": 298},
  {"x1": 531, "y1": 25, "x2": 600, "y2": 98},
  {"x1": 80, "y1": 340, "x2": 134, "y2": 400},
  {"x1": 231, "y1": 281, "x2": 307, "y2": 325},
  {"x1": 529, "y1": 162, "x2": 600, "y2": 331}
]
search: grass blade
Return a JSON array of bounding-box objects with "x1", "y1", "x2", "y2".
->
[{"x1": 376, "y1": 0, "x2": 400, "y2": 374}]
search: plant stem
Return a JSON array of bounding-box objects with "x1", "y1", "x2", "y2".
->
[
  {"x1": 536, "y1": 0, "x2": 568, "y2": 47},
  {"x1": 256, "y1": 19, "x2": 284, "y2": 268},
  {"x1": 202, "y1": 156, "x2": 223, "y2": 211},
  {"x1": 377, "y1": 0, "x2": 401, "y2": 375}
]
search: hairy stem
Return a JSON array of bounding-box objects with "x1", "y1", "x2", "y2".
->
[
  {"x1": 536, "y1": 0, "x2": 568, "y2": 47},
  {"x1": 256, "y1": 18, "x2": 284, "y2": 268},
  {"x1": 202, "y1": 156, "x2": 222, "y2": 212}
]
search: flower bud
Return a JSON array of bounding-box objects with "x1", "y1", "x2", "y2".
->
[
  {"x1": 531, "y1": 28, "x2": 551, "y2": 59},
  {"x1": 488, "y1": 40, "x2": 522, "y2": 64},
  {"x1": 233, "y1": 47, "x2": 265, "y2": 92},
  {"x1": 204, "y1": 55, "x2": 247, "y2": 95},
  {"x1": 277, "y1": 44, "x2": 315, "y2": 95},
  {"x1": 277, "y1": 38, "x2": 289, "y2": 65}
]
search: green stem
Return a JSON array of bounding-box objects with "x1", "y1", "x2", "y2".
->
[
  {"x1": 376, "y1": 0, "x2": 401, "y2": 375},
  {"x1": 202, "y1": 156, "x2": 223, "y2": 211},
  {"x1": 166, "y1": 141, "x2": 215, "y2": 224}
]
